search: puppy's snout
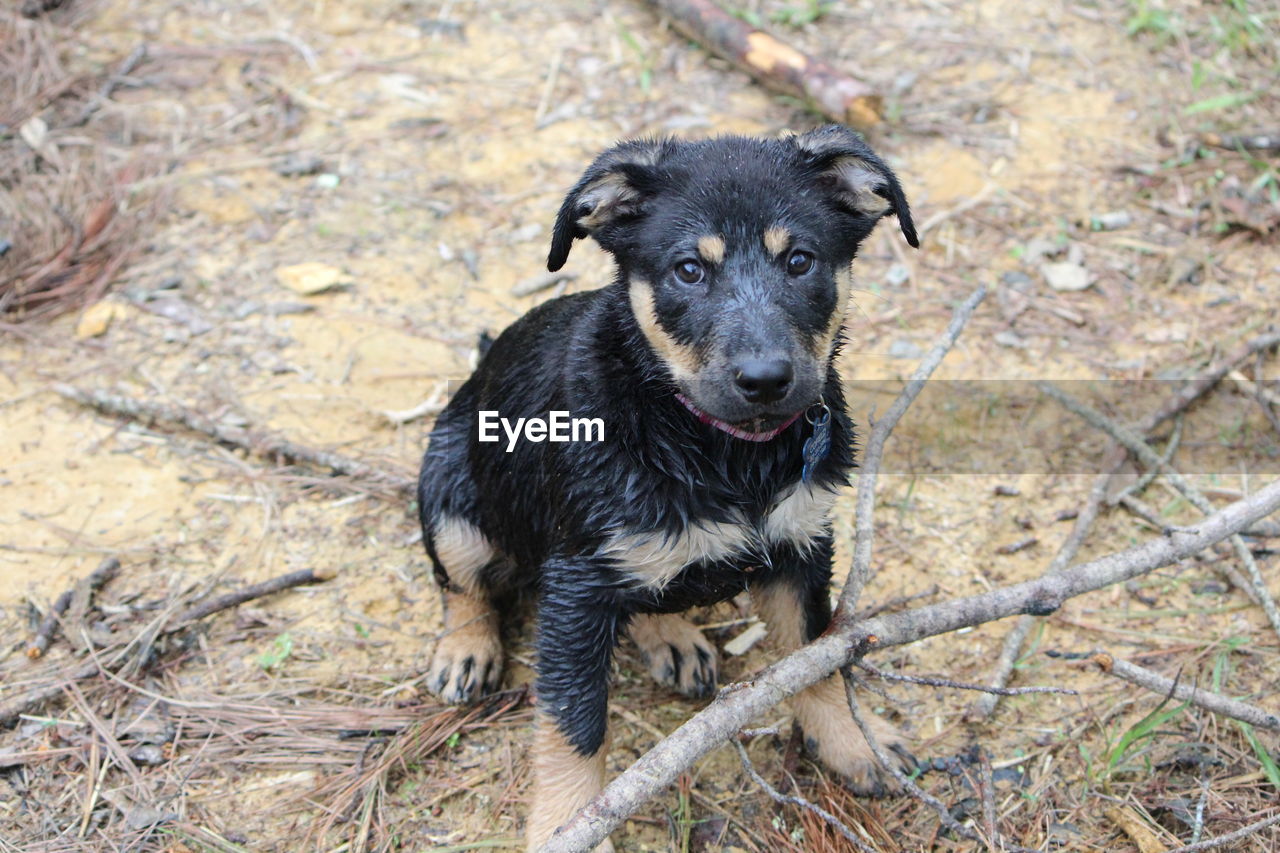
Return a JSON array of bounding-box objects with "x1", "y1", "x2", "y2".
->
[{"x1": 733, "y1": 358, "x2": 793, "y2": 405}]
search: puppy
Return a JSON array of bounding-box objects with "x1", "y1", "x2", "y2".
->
[{"x1": 417, "y1": 125, "x2": 919, "y2": 851}]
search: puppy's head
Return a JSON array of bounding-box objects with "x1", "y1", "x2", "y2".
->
[{"x1": 548, "y1": 125, "x2": 917, "y2": 438}]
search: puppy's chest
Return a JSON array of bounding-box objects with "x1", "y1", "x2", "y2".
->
[{"x1": 603, "y1": 481, "x2": 838, "y2": 591}]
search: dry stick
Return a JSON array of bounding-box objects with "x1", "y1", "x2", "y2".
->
[
  {"x1": 841, "y1": 671, "x2": 985, "y2": 847},
  {"x1": 1118, "y1": 492, "x2": 1277, "y2": 566},
  {"x1": 973, "y1": 471, "x2": 1110, "y2": 719},
  {"x1": 1163, "y1": 811, "x2": 1280, "y2": 853},
  {"x1": 839, "y1": 284, "x2": 988, "y2": 617},
  {"x1": 70, "y1": 44, "x2": 148, "y2": 127},
  {"x1": 53, "y1": 384, "x2": 415, "y2": 496},
  {"x1": 26, "y1": 557, "x2": 120, "y2": 659},
  {"x1": 1198, "y1": 131, "x2": 1280, "y2": 152},
  {"x1": 855, "y1": 660, "x2": 1075, "y2": 697},
  {"x1": 540, "y1": 479, "x2": 1280, "y2": 853},
  {"x1": 1089, "y1": 652, "x2": 1280, "y2": 731},
  {"x1": 731, "y1": 739, "x2": 876, "y2": 853},
  {"x1": 174, "y1": 567, "x2": 336, "y2": 625},
  {"x1": 977, "y1": 327, "x2": 1280, "y2": 717},
  {"x1": 1038, "y1": 380, "x2": 1280, "y2": 643},
  {"x1": 0, "y1": 567, "x2": 335, "y2": 727},
  {"x1": 647, "y1": 0, "x2": 882, "y2": 128}
]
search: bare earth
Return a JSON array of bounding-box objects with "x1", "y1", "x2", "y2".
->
[{"x1": 2, "y1": 0, "x2": 1279, "y2": 850}]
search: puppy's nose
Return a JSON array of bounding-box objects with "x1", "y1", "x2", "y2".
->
[{"x1": 733, "y1": 358, "x2": 793, "y2": 404}]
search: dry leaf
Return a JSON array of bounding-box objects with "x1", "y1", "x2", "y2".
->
[{"x1": 75, "y1": 301, "x2": 128, "y2": 339}]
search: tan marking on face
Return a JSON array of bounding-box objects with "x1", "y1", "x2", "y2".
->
[
  {"x1": 763, "y1": 225, "x2": 791, "y2": 257},
  {"x1": 628, "y1": 278, "x2": 702, "y2": 382},
  {"x1": 811, "y1": 265, "x2": 854, "y2": 359},
  {"x1": 604, "y1": 519, "x2": 752, "y2": 590},
  {"x1": 433, "y1": 515, "x2": 495, "y2": 591},
  {"x1": 697, "y1": 235, "x2": 726, "y2": 265},
  {"x1": 763, "y1": 482, "x2": 838, "y2": 546},
  {"x1": 527, "y1": 715, "x2": 612, "y2": 852}
]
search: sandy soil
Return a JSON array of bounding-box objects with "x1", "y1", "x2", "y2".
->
[{"x1": 2, "y1": 0, "x2": 1279, "y2": 850}]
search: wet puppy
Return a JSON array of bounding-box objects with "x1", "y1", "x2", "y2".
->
[{"x1": 417, "y1": 125, "x2": 919, "y2": 851}]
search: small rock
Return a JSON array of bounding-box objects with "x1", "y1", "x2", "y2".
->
[
  {"x1": 1040, "y1": 261, "x2": 1091, "y2": 292},
  {"x1": 275, "y1": 153, "x2": 324, "y2": 177},
  {"x1": 994, "y1": 330, "x2": 1028, "y2": 348},
  {"x1": 314, "y1": 173, "x2": 340, "y2": 189},
  {"x1": 885, "y1": 262, "x2": 910, "y2": 286},
  {"x1": 887, "y1": 339, "x2": 925, "y2": 359},
  {"x1": 1000, "y1": 270, "x2": 1034, "y2": 292},
  {"x1": 1087, "y1": 210, "x2": 1132, "y2": 231},
  {"x1": 1144, "y1": 323, "x2": 1189, "y2": 344},
  {"x1": 127, "y1": 745, "x2": 166, "y2": 766},
  {"x1": 1023, "y1": 237, "x2": 1061, "y2": 263},
  {"x1": 143, "y1": 297, "x2": 213, "y2": 335},
  {"x1": 275, "y1": 262, "x2": 352, "y2": 295}
]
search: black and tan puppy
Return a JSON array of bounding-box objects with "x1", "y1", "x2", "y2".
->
[{"x1": 417, "y1": 125, "x2": 919, "y2": 850}]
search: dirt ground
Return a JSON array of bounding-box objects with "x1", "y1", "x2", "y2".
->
[{"x1": 2, "y1": 0, "x2": 1279, "y2": 850}]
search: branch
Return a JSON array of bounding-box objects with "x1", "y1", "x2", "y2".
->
[
  {"x1": 647, "y1": 0, "x2": 882, "y2": 128},
  {"x1": 1088, "y1": 652, "x2": 1280, "y2": 732},
  {"x1": 26, "y1": 557, "x2": 120, "y2": 659},
  {"x1": 53, "y1": 384, "x2": 415, "y2": 497},
  {"x1": 1164, "y1": 811, "x2": 1280, "y2": 853},
  {"x1": 839, "y1": 285, "x2": 988, "y2": 616},
  {"x1": 540, "y1": 478, "x2": 1280, "y2": 852},
  {"x1": 1038, "y1": 380, "x2": 1280, "y2": 642}
]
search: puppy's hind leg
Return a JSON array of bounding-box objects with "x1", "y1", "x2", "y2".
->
[{"x1": 425, "y1": 515, "x2": 505, "y2": 704}]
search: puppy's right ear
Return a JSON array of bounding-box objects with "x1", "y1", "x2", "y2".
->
[{"x1": 547, "y1": 138, "x2": 670, "y2": 272}]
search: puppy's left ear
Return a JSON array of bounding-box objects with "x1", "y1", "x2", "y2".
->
[
  {"x1": 792, "y1": 125, "x2": 919, "y2": 248},
  {"x1": 547, "y1": 138, "x2": 671, "y2": 271}
]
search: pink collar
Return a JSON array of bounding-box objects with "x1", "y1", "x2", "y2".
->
[{"x1": 674, "y1": 393, "x2": 804, "y2": 442}]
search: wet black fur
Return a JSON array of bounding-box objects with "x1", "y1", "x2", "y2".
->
[{"x1": 418, "y1": 126, "x2": 916, "y2": 756}]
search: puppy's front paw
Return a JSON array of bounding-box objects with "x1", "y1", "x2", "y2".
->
[
  {"x1": 627, "y1": 613, "x2": 718, "y2": 698},
  {"x1": 795, "y1": 676, "x2": 914, "y2": 796},
  {"x1": 427, "y1": 625, "x2": 503, "y2": 704}
]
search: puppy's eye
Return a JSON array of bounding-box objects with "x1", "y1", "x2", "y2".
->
[
  {"x1": 786, "y1": 250, "x2": 815, "y2": 277},
  {"x1": 674, "y1": 259, "x2": 705, "y2": 285}
]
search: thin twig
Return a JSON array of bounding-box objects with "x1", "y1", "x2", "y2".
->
[
  {"x1": 54, "y1": 384, "x2": 415, "y2": 496},
  {"x1": 856, "y1": 660, "x2": 1075, "y2": 697},
  {"x1": 974, "y1": 470, "x2": 1110, "y2": 718},
  {"x1": 0, "y1": 567, "x2": 338, "y2": 726},
  {"x1": 1039, "y1": 380, "x2": 1280, "y2": 643},
  {"x1": 539, "y1": 477, "x2": 1280, "y2": 852},
  {"x1": 174, "y1": 567, "x2": 336, "y2": 625},
  {"x1": 731, "y1": 739, "x2": 876, "y2": 853},
  {"x1": 1089, "y1": 652, "x2": 1280, "y2": 731},
  {"x1": 26, "y1": 557, "x2": 120, "y2": 659},
  {"x1": 1164, "y1": 810, "x2": 1280, "y2": 852},
  {"x1": 839, "y1": 285, "x2": 987, "y2": 617},
  {"x1": 841, "y1": 669, "x2": 984, "y2": 845}
]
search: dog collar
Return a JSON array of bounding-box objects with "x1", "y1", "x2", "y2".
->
[{"x1": 674, "y1": 393, "x2": 804, "y2": 443}]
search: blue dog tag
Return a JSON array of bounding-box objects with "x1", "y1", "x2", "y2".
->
[{"x1": 801, "y1": 402, "x2": 831, "y2": 482}]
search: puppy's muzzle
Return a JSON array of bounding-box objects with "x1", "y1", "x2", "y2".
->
[{"x1": 733, "y1": 357, "x2": 793, "y2": 405}]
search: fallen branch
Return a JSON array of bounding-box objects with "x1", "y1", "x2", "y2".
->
[
  {"x1": 53, "y1": 384, "x2": 415, "y2": 497},
  {"x1": 2, "y1": 566, "x2": 336, "y2": 727},
  {"x1": 1164, "y1": 810, "x2": 1280, "y2": 853},
  {"x1": 839, "y1": 285, "x2": 988, "y2": 615},
  {"x1": 647, "y1": 0, "x2": 882, "y2": 128},
  {"x1": 973, "y1": 470, "x2": 1109, "y2": 719},
  {"x1": 1088, "y1": 652, "x2": 1280, "y2": 732},
  {"x1": 174, "y1": 567, "x2": 337, "y2": 625},
  {"x1": 1039, "y1": 380, "x2": 1280, "y2": 643},
  {"x1": 26, "y1": 557, "x2": 120, "y2": 659},
  {"x1": 732, "y1": 737, "x2": 875, "y2": 853},
  {"x1": 541, "y1": 479, "x2": 1280, "y2": 851}
]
